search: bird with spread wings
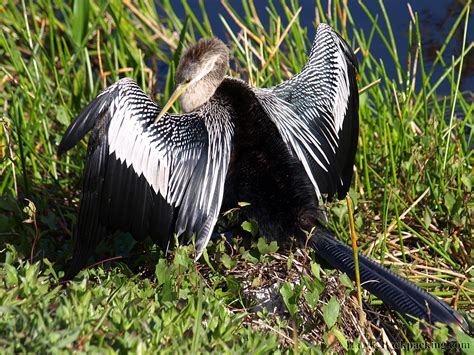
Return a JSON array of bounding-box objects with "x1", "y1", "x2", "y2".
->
[{"x1": 59, "y1": 24, "x2": 467, "y2": 331}]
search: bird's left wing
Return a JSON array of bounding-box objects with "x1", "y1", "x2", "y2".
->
[
  {"x1": 254, "y1": 23, "x2": 358, "y2": 200},
  {"x1": 59, "y1": 78, "x2": 233, "y2": 277}
]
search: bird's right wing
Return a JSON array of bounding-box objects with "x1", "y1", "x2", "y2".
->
[
  {"x1": 255, "y1": 23, "x2": 358, "y2": 200},
  {"x1": 59, "y1": 78, "x2": 233, "y2": 277}
]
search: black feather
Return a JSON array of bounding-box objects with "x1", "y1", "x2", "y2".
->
[
  {"x1": 309, "y1": 229, "x2": 468, "y2": 331},
  {"x1": 58, "y1": 92, "x2": 112, "y2": 156},
  {"x1": 64, "y1": 137, "x2": 108, "y2": 279}
]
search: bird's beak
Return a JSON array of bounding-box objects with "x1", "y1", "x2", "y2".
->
[{"x1": 155, "y1": 82, "x2": 190, "y2": 122}]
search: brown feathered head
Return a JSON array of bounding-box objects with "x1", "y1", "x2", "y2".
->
[{"x1": 157, "y1": 38, "x2": 229, "y2": 119}]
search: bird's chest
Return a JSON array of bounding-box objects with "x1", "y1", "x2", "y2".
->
[{"x1": 225, "y1": 105, "x2": 305, "y2": 201}]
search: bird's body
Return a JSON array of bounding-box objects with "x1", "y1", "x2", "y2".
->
[
  {"x1": 219, "y1": 78, "x2": 320, "y2": 246},
  {"x1": 59, "y1": 24, "x2": 467, "y2": 331}
]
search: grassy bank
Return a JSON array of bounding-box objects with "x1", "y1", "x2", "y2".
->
[{"x1": 0, "y1": 0, "x2": 472, "y2": 352}]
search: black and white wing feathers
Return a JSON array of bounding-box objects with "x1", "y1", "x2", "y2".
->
[
  {"x1": 59, "y1": 78, "x2": 233, "y2": 278},
  {"x1": 255, "y1": 23, "x2": 359, "y2": 200}
]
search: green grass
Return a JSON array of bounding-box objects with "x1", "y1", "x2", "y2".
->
[{"x1": 1, "y1": 0, "x2": 473, "y2": 352}]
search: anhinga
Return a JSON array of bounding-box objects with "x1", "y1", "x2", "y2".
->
[{"x1": 58, "y1": 24, "x2": 467, "y2": 331}]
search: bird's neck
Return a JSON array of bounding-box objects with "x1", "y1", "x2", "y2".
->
[
  {"x1": 180, "y1": 79, "x2": 219, "y2": 112},
  {"x1": 180, "y1": 60, "x2": 228, "y2": 113}
]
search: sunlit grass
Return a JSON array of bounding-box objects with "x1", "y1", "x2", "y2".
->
[{"x1": 0, "y1": 0, "x2": 472, "y2": 352}]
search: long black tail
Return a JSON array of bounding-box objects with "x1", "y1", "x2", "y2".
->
[{"x1": 309, "y1": 229, "x2": 468, "y2": 331}]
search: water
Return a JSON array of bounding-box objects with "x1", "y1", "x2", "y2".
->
[{"x1": 157, "y1": 0, "x2": 473, "y2": 95}]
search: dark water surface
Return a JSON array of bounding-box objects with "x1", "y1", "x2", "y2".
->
[{"x1": 158, "y1": 0, "x2": 473, "y2": 94}]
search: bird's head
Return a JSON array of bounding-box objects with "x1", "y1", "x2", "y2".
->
[{"x1": 157, "y1": 38, "x2": 229, "y2": 120}]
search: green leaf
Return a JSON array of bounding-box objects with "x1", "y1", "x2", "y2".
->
[
  {"x1": 359, "y1": 92, "x2": 368, "y2": 108},
  {"x1": 155, "y1": 259, "x2": 168, "y2": 287},
  {"x1": 4, "y1": 244, "x2": 18, "y2": 265},
  {"x1": 453, "y1": 325, "x2": 474, "y2": 353},
  {"x1": 251, "y1": 276, "x2": 262, "y2": 287},
  {"x1": 433, "y1": 323, "x2": 449, "y2": 343},
  {"x1": 331, "y1": 327, "x2": 348, "y2": 350},
  {"x1": 56, "y1": 106, "x2": 70, "y2": 126},
  {"x1": 323, "y1": 296, "x2": 340, "y2": 329},
  {"x1": 444, "y1": 192, "x2": 456, "y2": 213},
  {"x1": 174, "y1": 250, "x2": 192, "y2": 268},
  {"x1": 4, "y1": 264, "x2": 18, "y2": 286},
  {"x1": 201, "y1": 247, "x2": 215, "y2": 273},
  {"x1": 160, "y1": 280, "x2": 176, "y2": 303},
  {"x1": 348, "y1": 188, "x2": 360, "y2": 207},
  {"x1": 339, "y1": 273, "x2": 354, "y2": 291},
  {"x1": 72, "y1": 66, "x2": 85, "y2": 99},
  {"x1": 25, "y1": 263, "x2": 38, "y2": 285},
  {"x1": 461, "y1": 175, "x2": 472, "y2": 192},
  {"x1": 304, "y1": 288, "x2": 319, "y2": 309},
  {"x1": 240, "y1": 250, "x2": 258, "y2": 263},
  {"x1": 287, "y1": 253, "x2": 293, "y2": 270},
  {"x1": 423, "y1": 208, "x2": 432, "y2": 228},
  {"x1": 171, "y1": 16, "x2": 189, "y2": 66},
  {"x1": 280, "y1": 282, "x2": 298, "y2": 318},
  {"x1": 55, "y1": 328, "x2": 81, "y2": 348},
  {"x1": 257, "y1": 238, "x2": 278, "y2": 255},
  {"x1": 311, "y1": 262, "x2": 321, "y2": 280},
  {"x1": 241, "y1": 220, "x2": 258, "y2": 237},
  {"x1": 72, "y1": 0, "x2": 90, "y2": 47},
  {"x1": 313, "y1": 278, "x2": 326, "y2": 294},
  {"x1": 221, "y1": 253, "x2": 237, "y2": 269}
]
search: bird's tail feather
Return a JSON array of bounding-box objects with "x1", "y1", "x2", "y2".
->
[{"x1": 309, "y1": 229, "x2": 468, "y2": 331}]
